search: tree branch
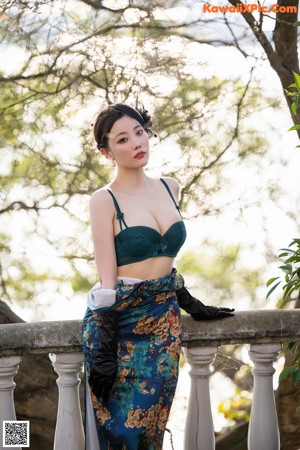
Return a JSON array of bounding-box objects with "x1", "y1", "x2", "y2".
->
[
  {"x1": 228, "y1": 0, "x2": 300, "y2": 136},
  {"x1": 180, "y1": 70, "x2": 253, "y2": 207}
]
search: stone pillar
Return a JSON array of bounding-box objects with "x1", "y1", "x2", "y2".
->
[
  {"x1": 248, "y1": 343, "x2": 281, "y2": 450},
  {"x1": 50, "y1": 352, "x2": 85, "y2": 450},
  {"x1": 184, "y1": 346, "x2": 218, "y2": 450},
  {"x1": 0, "y1": 356, "x2": 22, "y2": 450}
]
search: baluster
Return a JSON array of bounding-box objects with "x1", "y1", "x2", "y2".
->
[
  {"x1": 0, "y1": 356, "x2": 22, "y2": 450},
  {"x1": 184, "y1": 346, "x2": 218, "y2": 450},
  {"x1": 248, "y1": 342, "x2": 281, "y2": 450},
  {"x1": 49, "y1": 352, "x2": 85, "y2": 450}
]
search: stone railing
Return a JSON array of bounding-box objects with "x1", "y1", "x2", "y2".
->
[{"x1": 0, "y1": 310, "x2": 300, "y2": 450}]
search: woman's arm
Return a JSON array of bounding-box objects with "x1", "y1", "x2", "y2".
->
[
  {"x1": 89, "y1": 189, "x2": 117, "y2": 289},
  {"x1": 88, "y1": 190, "x2": 119, "y2": 401}
]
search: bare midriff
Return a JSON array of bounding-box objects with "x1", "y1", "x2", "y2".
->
[{"x1": 117, "y1": 256, "x2": 175, "y2": 281}]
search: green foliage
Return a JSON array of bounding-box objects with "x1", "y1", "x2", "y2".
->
[
  {"x1": 279, "y1": 365, "x2": 300, "y2": 383},
  {"x1": 0, "y1": 232, "x2": 51, "y2": 302},
  {"x1": 0, "y1": 77, "x2": 27, "y2": 147},
  {"x1": 69, "y1": 262, "x2": 95, "y2": 293},
  {"x1": 266, "y1": 238, "x2": 300, "y2": 303},
  {"x1": 177, "y1": 242, "x2": 263, "y2": 306},
  {"x1": 218, "y1": 389, "x2": 251, "y2": 422},
  {"x1": 267, "y1": 241, "x2": 300, "y2": 385},
  {"x1": 273, "y1": 69, "x2": 300, "y2": 387},
  {"x1": 285, "y1": 72, "x2": 300, "y2": 143},
  {"x1": 279, "y1": 343, "x2": 300, "y2": 385}
]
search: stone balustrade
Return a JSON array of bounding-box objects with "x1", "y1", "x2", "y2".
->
[{"x1": 0, "y1": 310, "x2": 300, "y2": 450}]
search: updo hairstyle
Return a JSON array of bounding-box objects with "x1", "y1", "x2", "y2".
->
[{"x1": 93, "y1": 103, "x2": 155, "y2": 151}]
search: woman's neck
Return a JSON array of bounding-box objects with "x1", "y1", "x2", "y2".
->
[{"x1": 112, "y1": 168, "x2": 151, "y2": 193}]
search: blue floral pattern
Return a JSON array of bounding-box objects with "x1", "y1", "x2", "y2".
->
[{"x1": 82, "y1": 269, "x2": 184, "y2": 450}]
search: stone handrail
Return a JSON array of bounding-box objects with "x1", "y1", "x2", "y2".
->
[
  {"x1": 0, "y1": 310, "x2": 300, "y2": 450},
  {"x1": 0, "y1": 310, "x2": 300, "y2": 355}
]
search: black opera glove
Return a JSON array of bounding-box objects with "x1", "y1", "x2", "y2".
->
[
  {"x1": 176, "y1": 286, "x2": 235, "y2": 320},
  {"x1": 88, "y1": 309, "x2": 118, "y2": 402}
]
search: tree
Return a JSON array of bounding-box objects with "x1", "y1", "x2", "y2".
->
[
  {"x1": 1, "y1": 0, "x2": 299, "y2": 123},
  {"x1": 0, "y1": 0, "x2": 275, "y2": 304},
  {"x1": 80, "y1": 0, "x2": 300, "y2": 134},
  {"x1": 226, "y1": 0, "x2": 299, "y2": 131}
]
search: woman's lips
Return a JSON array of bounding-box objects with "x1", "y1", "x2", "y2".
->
[{"x1": 134, "y1": 152, "x2": 146, "y2": 159}]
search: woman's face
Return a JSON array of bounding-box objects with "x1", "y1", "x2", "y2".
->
[{"x1": 105, "y1": 115, "x2": 149, "y2": 168}]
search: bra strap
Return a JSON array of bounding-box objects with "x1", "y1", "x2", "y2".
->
[
  {"x1": 160, "y1": 178, "x2": 182, "y2": 217},
  {"x1": 106, "y1": 189, "x2": 128, "y2": 231}
]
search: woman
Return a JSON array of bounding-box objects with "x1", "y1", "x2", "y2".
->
[{"x1": 82, "y1": 103, "x2": 234, "y2": 450}]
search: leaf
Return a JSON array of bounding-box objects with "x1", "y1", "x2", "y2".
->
[
  {"x1": 278, "y1": 264, "x2": 293, "y2": 274},
  {"x1": 284, "y1": 255, "x2": 300, "y2": 263},
  {"x1": 278, "y1": 252, "x2": 289, "y2": 258},
  {"x1": 282, "y1": 279, "x2": 298, "y2": 288},
  {"x1": 278, "y1": 248, "x2": 296, "y2": 254},
  {"x1": 293, "y1": 20, "x2": 300, "y2": 26},
  {"x1": 279, "y1": 366, "x2": 297, "y2": 383},
  {"x1": 266, "y1": 277, "x2": 280, "y2": 287},
  {"x1": 284, "y1": 274, "x2": 290, "y2": 283},
  {"x1": 285, "y1": 90, "x2": 295, "y2": 97},
  {"x1": 288, "y1": 124, "x2": 300, "y2": 131},
  {"x1": 292, "y1": 369, "x2": 300, "y2": 383},
  {"x1": 266, "y1": 281, "x2": 281, "y2": 298},
  {"x1": 292, "y1": 102, "x2": 298, "y2": 116},
  {"x1": 283, "y1": 282, "x2": 298, "y2": 299},
  {"x1": 293, "y1": 72, "x2": 300, "y2": 90}
]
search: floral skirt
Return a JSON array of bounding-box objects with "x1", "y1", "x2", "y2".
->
[{"x1": 82, "y1": 269, "x2": 184, "y2": 450}]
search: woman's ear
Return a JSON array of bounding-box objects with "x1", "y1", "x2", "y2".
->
[{"x1": 100, "y1": 148, "x2": 114, "y2": 161}]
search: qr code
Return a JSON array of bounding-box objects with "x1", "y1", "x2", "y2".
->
[{"x1": 3, "y1": 421, "x2": 29, "y2": 448}]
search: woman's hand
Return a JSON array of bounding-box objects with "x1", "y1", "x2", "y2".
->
[
  {"x1": 176, "y1": 286, "x2": 235, "y2": 320},
  {"x1": 88, "y1": 309, "x2": 118, "y2": 401}
]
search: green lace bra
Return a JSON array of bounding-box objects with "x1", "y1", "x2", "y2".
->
[{"x1": 107, "y1": 178, "x2": 186, "y2": 267}]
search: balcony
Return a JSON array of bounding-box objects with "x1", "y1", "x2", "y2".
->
[{"x1": 0, "y1": 310, "x2": 300, "y2": 450}]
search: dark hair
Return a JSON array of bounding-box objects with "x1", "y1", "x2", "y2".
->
[{"x1": 93, "y1": 103, "x2": 154, "y2": 150}]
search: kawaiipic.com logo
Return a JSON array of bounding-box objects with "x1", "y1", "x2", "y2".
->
[{"x1": 202, "y1": 1, "x2": 297, "y2": 13}]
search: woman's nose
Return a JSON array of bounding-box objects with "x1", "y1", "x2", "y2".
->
[{"x1": 133, "y1": 139, "x2": 142, "y2": 149}]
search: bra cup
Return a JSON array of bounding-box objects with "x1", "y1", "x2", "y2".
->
[
  {"x1": 114, "y1": 222, "x2": 187, "y2": 266},
  {"x1": 164, "y1": 221, "x2": 187, "y2": 254},
  {"x1": 120, "y1": 231, "x2": 159, "y2": 258}
]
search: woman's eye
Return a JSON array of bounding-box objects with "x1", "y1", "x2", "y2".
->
[{"x1": 117, "y1": 129, "x2": 143, "y2": 143}]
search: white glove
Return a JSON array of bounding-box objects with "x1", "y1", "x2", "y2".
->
[
  {"x1": 87, "y1": 282, "x2": 116, "y2": 310},
  {"x1": 87, "y1": 277, "x2": 143, "y2": 310}
]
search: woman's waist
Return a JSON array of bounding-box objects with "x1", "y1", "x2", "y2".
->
[
  {"x1": 117, "y1": 256, "x2": 174, "y2": 281},
  {"x1": 115, "y1": 268, "x2": 184, "y2": 304}
]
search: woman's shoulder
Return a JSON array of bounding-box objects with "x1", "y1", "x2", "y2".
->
[
  {"x1": 89, "y1": 186, "x2": 114, "y2": 212},
  {"x1": 159, "y1": 176, "x2": 180, "y2": 195}
]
